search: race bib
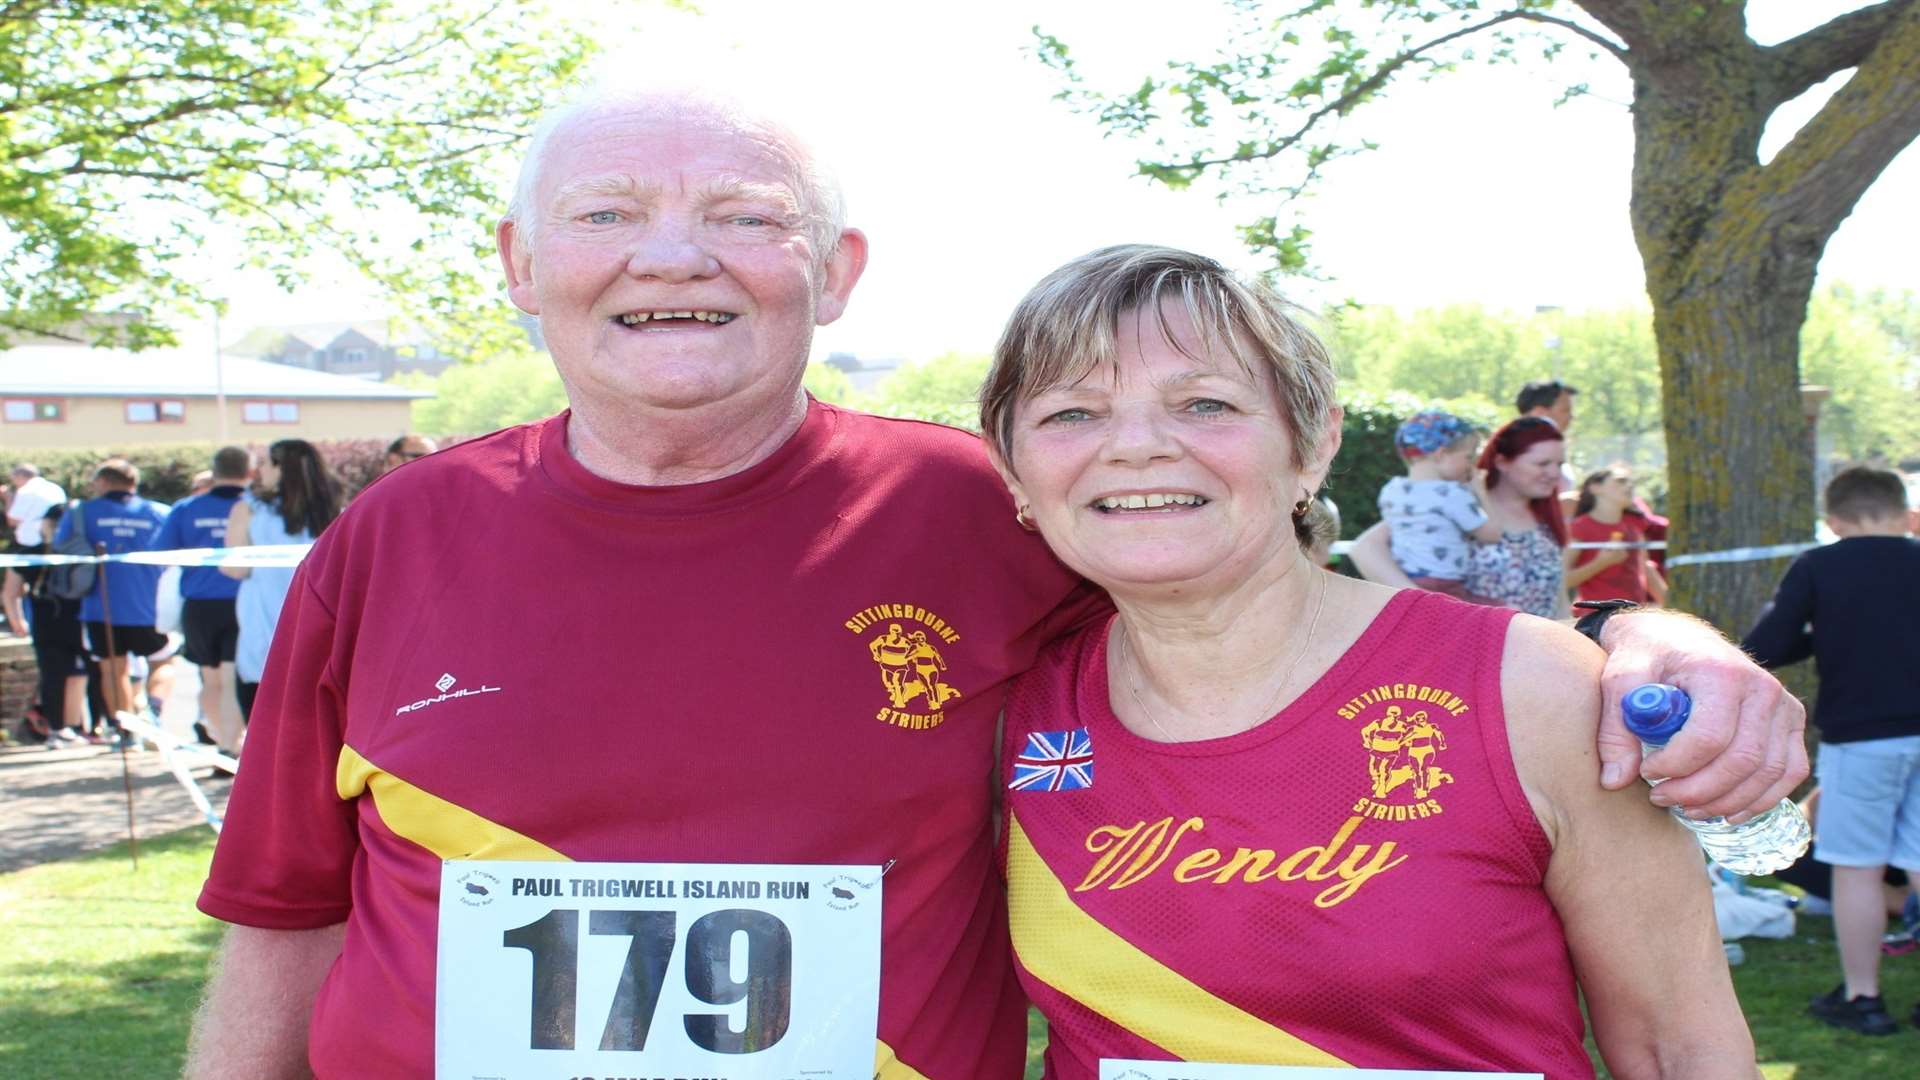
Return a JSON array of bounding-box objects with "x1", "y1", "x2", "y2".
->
[
  {"x1": 437, "y1": 860, "x2": 882, "y2": 1080},
  {"x1": 1100, "y1": 1063, "x2": 1541, "y2": 1080}
]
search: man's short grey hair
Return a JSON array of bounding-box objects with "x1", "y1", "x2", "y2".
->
[
  {"x1": 10, "y1": 464, "x2": 38, "y2": 479},
  {"x1": 505, "y1": 84, "x2": 848, "y2": 264}
]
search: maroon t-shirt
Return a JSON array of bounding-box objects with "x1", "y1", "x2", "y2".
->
[
  {"x1": 199, "y1": 403, "x2": 1097, "y2": 1078},
  {"x1": 1569, "y1": 513, "x2": 1651, "y2": 603}
]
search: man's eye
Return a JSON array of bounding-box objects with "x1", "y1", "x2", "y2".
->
[
  {"x1": 1187, "y1": 399, "x2": 1231, "y2": 415},
  {"x1": 585, "y1": 210, "x2": 620, "y2": 225},
  {"x1": 1044, "y1": 408, "x2": 1092, "y2": 424},
  {"x1": 728, "y1": 214, "x2": 773, "y2": 227}
]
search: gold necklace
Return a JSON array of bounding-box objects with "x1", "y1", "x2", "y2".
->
[{"x1": 1114, "y1": 565, "x2": 1331, "y2": 742}]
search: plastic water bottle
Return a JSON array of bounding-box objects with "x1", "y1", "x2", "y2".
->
[{"x1": 1620, "y1": 683, "x2": 1811, "y2": 876}]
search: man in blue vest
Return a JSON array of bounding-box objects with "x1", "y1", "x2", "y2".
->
[
  {"x1": 53, "y1": 458, "x2": 170, "y2": 746},
  {"x1": 153, "y1": 446, "x2": 254, "y2": 756}
]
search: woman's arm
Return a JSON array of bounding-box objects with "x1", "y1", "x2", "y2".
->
[
  {"x1": 1563, "y1": 543, "x2": 1626, "y2": 589},
  {"x1": 1645, "y1": 560, "x2": 1669, "y2": 605},
  {"x1": 1346, "y1": 522, "x2": 1415, "y2": 587},
  {"x1": 219, "y1": 500, "x2": 253, "y2": 581},
  {"x1": 1501, "y1": 616, "x2": 1757, "y2": 1079}
]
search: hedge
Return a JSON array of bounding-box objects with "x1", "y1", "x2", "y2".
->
[
  {"x1": 7, "y1": 436, "x2": 471, "y2": 506},
  {"x1": 1326, "y1": 391, "x2": 1505, "y2": 538}
]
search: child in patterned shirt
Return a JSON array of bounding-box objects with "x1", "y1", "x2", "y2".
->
[{"x1": 1378, "y1": 411, "x2": 1503, "y2": 602}]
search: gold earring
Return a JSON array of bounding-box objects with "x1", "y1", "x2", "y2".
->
[{"x1": 1016, "y1": 506, "x2": 1038, "y2": 532}]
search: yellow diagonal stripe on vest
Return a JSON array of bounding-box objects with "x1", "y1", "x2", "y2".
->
[
  {"x1": 337, "y1": 746, "x2": 920, "y2": 1074},
  {"x1": 1008, "y1": 813, "x2": 1349, "y2": 1068},
  {"x1": 875, "y1": 1038, "x2": 932, "y2": 1079},
  {"x1": 336, "y1": 746, "x2": 566, "y2": 861}
]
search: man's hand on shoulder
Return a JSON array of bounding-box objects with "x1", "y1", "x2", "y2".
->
[{"x1": 1590, "y1": 609, "x2": 1807, "y2": 822}]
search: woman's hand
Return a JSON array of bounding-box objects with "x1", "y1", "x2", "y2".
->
[{"x1": 1590, "y1": 609, "x2": 1807, "y2": 821}]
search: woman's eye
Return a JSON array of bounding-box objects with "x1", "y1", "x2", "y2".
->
[
  {"x1": 1044, "y1": 408, "x2": 1092, "y2": 424},
  {"x1": 1187, "y1": 398, "x2": 1231, "y2": 415},
  {"x1": 585, "y1": 210, "x2": 620, "y2": 225}
]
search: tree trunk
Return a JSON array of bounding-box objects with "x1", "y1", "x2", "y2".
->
[{"x1": 1651, "y1": 281, "x2": 1814, "y2": 633}]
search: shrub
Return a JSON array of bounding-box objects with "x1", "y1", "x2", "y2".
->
[
  {"x1": 1327, "y1": 391, "x2": 1504, "y2": 538},
  {"x1": 9, "y1": 437, "x2": 468, "y2": 506}
]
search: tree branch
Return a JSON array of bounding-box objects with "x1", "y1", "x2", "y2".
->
[
  {"x1": 1762, "y1": 0, "x2": 1916, "y2": 107},
  {"x1": 1168, "y1": 9, "x2": 1533, "y2": 174},
  {"x1": 1511, "y1": 10, "x2": 1627, "y2": 60},
  {"x1": 1566, "y1": 0, "x2": 1656, "y2": 53},
  {"x1": 1746, "y1": 4, "x2": 1920, "y2": 249}
]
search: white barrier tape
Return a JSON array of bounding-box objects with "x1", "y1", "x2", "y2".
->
[
  {"x1": 1332, "y1": 537, "x2": 1820, "y2": 566},
  {"x1": 1665, "y1": 542, "x2": 1817, "y2": 569},
  {"x1": 115, "y1": 711, "x2": 233, "y2": 833},
  {"x1": 0, "y1": 543, "x2": 312, "y2": 569}
]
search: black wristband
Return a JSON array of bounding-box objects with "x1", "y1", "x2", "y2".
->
[{"x1": 1572, "y1": 599, "x2": 1641, "y2": 646}]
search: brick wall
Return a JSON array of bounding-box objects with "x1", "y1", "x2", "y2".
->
[{"x1": 1, "y1": 638, "x2": 38, "y2": 727}]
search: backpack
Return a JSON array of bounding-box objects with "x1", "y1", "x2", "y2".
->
[{"x1": 42, "y1": 501, "x2": 97, "y2": 601}]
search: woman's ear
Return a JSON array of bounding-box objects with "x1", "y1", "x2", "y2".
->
[
  {"x1": 1303, "y1": 406, "x2": 1343, "y2": 493},
  {"x1": 985, "y1": 439, "x2": 1029, "y2": 512}
]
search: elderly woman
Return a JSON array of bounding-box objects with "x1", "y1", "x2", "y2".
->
[{"x1": 983, "y1": 246, "x2": 1753, "y2": 1078}]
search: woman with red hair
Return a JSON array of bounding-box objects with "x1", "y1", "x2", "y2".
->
[{"x1": 1353, "y1": 416, "x2": 1570, "y2": 617}]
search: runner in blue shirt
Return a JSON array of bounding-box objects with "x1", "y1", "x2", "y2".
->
[
  {"x1": 152, "y1": 446, "x2": 253, "y2": 755},
  {"x1": 53, "y1": 458, "x2": 170, "y2": 743}
]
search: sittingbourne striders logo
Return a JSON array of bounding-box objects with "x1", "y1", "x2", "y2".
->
[
  {"x1": 1338, "y1": 682, "x2": 1472, "y2": 823},
  {"x1": 843, "y1": 602, "x2": 965, "y2": 731}
]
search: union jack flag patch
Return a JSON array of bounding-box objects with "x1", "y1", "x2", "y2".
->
[{"x1": 1008, "y1": 728, "x2": 1094, "y2": 792}]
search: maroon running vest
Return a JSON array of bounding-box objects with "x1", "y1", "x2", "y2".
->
[{"x1": 1004, "y1": 589, "x2": 1594, "y2": 1079}]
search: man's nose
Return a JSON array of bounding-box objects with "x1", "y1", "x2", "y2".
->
[{"x1": 625, "y1": 214, "x2": 719, "y2": 282}]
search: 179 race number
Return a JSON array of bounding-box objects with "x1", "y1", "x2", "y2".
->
[{"x1": 436, "y1": 860, "x2": 880, "y2": 1079}]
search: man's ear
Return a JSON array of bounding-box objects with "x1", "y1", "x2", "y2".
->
[
  {"x1": 815, "y1": 228, "x2": 869, "y2": 326},
  {"x1": 497, "y1": 218, "x2": 540, "y2": 315}
]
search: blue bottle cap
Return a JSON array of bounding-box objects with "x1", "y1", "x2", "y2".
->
[{"x1": 1621, "y1": 683, "x2": 1691, "y2": 743}]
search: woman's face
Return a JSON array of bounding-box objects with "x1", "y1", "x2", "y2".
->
[
  {"x1": 996, "y1": 304, "x2": 1336, "y2": 596},
  {"x1": 257, "y1": 457, "x2": 281, "y2": 490},
  {"x1": 1589, "y1": 470, "x2": 1634, "y2": 512},
  {"x1": 1496, "y1": 439, "x2": 1565, "y2": 500}
]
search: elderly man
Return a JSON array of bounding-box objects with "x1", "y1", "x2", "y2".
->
[{"x1": 189, "y1": 87, "x2": 1807, "y2": 1080}]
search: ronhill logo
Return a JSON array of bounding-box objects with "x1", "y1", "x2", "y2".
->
[{"x1": 394, "y1": 673, "x2": 502, "y2": 715}]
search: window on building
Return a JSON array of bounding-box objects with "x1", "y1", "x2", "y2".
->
[
  {"x1": 342, "y1": 348, "x2": 368, "y2": 366},
  {"x1": 242, "y1": 400, "x2": 300, "y2": 424},
  {"x1": 125, "y1": 399, "x2": 186, "y2": 423},
  {"x1": 3, "y1": 399, "x2": 64, "y2": 423}
]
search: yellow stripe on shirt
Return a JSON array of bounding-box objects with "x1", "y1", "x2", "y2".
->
[
  {"x1": 1007, "y1": 812, "x2": 1349, "y2": 1068},
  {"x1": 336, "y1": 744, "x2": 568, "y2": 861}
]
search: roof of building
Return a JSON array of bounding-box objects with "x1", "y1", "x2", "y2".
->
[{"x1": 0, "y1": 345, "x2": 432, "y2": 400}]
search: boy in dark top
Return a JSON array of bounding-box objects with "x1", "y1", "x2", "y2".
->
[{"x1": 1744, "y1": 465, "x2": 1920, "y2": 1035}]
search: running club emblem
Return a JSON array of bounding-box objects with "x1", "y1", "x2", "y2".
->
[
  {"x1": 1337, "y1": 682, "x2": 1472, "y2": 822},
  {"x1": 843, "y1": 603, "x2": 965, "y2": 731}
]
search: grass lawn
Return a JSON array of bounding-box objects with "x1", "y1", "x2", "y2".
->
[
  {"x1": 1, "y1": 829, "x2": 1911, "y2": 1078},
  {"x1": 0, "y1": 828, "x2": 223, "y2": 1080}
]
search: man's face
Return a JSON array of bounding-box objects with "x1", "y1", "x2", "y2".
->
[
  {"x1": 1546, "y1": 391, "x2": 1574, "y2": 432},
  {"x1": 498, "y1": 105, "x2": 866, "y2": 421}
]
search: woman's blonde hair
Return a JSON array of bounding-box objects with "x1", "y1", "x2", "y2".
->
[{"x1": 980, "y1": 243, "x2": 1338, "y2": 498}]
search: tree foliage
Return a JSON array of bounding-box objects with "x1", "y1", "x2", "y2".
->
[
  {"x1": 1037, "y1": 0, "x2": 1920, "y2": 630},
  {"x1": 404, "y1": 350, "x2": 566, "y2": 437},
  {"x1": 0, "y1": 0, "x2": 598, "y2": 350}
]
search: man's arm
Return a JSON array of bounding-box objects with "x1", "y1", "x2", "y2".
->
[
  {"x1": 185, "y1": 923, "x2": 345, "y2": 1080},
  {"x1": 1591, "y1": 609, "x2": 1808, "y2": 823}
]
